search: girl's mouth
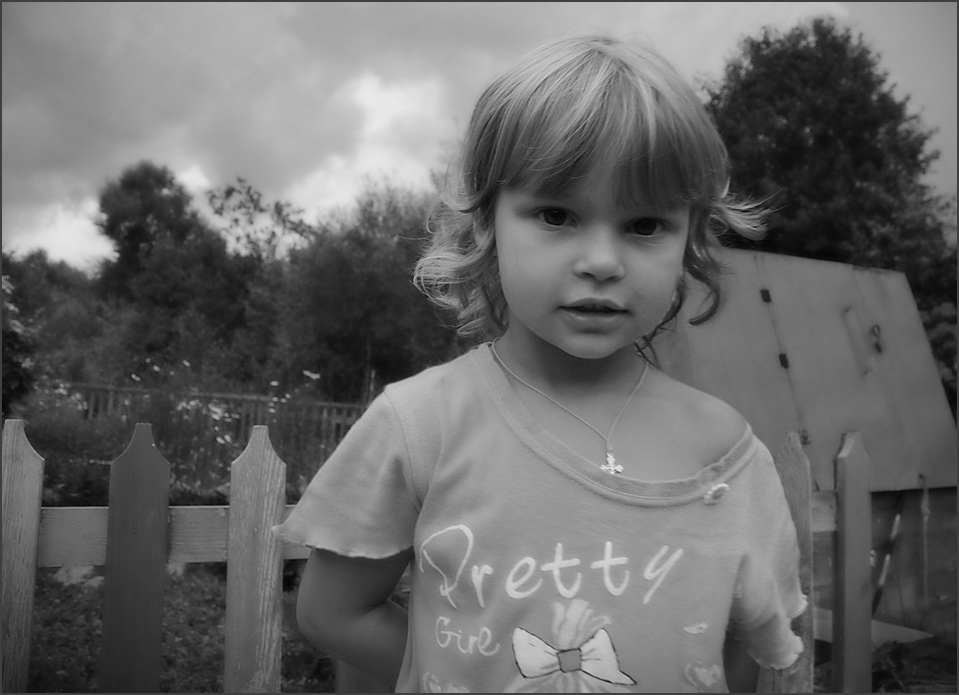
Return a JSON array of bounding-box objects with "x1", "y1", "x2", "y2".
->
[
  {"x1": 568, "y1": 306, "x2": 618, "y2": 314},
  {"x1": 559, "y1": 304, "x2": 628, "y2": 329},
  {"x1": 563, "y1": 301, "x2": 626, "y2": 314}
]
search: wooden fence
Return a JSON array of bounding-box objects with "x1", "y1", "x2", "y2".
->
[
  {"x1": 63, "y1": 382, "x2": 367, "y2": 488},
  {"x1": 1, "y1": 418, "x2": 391, "y2": 694},
  {"x1": 3, "y1": 417, "x2": 934, "y2": 693}
]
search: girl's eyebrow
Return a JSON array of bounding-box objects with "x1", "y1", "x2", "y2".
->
[{"x1": 517, "y1": 189, "x2": 687, "y2": 217}]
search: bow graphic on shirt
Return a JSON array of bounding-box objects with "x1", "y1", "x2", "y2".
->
[{"x1": 511, "y1": 627, "x2": 636, "y2": 685}]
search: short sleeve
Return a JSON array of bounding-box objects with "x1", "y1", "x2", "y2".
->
[
  {"x1": 727, "y1": 446, "x2": 808, "y2": 670},
  {"x1": 272, "y1": 392, "x2": 419, "y2": 559}
]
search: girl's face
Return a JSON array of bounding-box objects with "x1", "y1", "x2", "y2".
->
[{"x1": 493, "y1": 168, "x2": 689, "y2": 367}]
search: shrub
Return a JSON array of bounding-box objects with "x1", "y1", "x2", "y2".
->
[
  {"x1": 29, "y1": 565, "x2": 334, "y2": 692},
  {"x1": 15, "y1": 380, "x2": 129, "y2": 506}
]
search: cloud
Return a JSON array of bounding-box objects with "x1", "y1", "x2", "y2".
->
[
  {"x1": 3, "y1": 197, "x2": 113, "y2": 270},
  {"x1": 286, "y1": 70, "x2": 451, "y2": 214},
  {"x1": 12, "y1": 1, "x2": 942, "y2": 271}
]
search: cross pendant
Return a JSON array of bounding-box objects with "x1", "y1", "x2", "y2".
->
[{"x1": 601, "y1": 451, "x2": 623, "y2": 475}]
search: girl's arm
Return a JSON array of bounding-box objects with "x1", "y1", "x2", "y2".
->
[{"x1": 296, "y1": 547, "x2": 414, "y2": 685}]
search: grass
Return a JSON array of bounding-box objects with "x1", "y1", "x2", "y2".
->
[{"x1": 28, "y1": 563, "x2": 336, "y2": 693}]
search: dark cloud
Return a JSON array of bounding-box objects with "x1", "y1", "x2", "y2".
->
[
  {"x1": 1, "y1": 1, "x2": 654, "y2": 213},
  {"x1": 2, "y1": 2, "x2": 954, "y2": 267}
]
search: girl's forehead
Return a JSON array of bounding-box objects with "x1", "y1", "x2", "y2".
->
[{"x1": 515, "y1": 163, "x2": 692, "y2": 211}]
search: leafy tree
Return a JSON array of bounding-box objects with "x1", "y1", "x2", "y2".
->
[
  {"x1": 277, "y1": 181, "x2": 458, "y2": 401},
  {"x1": 2, "y1": 257, "x2": 36, "y2": 415},
  {"x1": 92, "y1": 161, "x2": 258, "y2": 389},
  {"x1": 704, "y1": 16, "x2": 956, "y2": 411},
  {"x1": 96, "y1": 161, "x2": 209, "y2": 300},
  {"x1": 207, "y1": 176, "x2": 316, "y2": 262},
  {"x1": 205, "y1": 178, "x2": 316, "y2": 391},
  {"x1": 2, "y1": 250, "x2": 101, "y2": 384}
]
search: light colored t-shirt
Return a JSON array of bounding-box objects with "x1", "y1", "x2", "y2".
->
[{"x1": 274, "y1": 343, "x2": 806, "y2": 693}]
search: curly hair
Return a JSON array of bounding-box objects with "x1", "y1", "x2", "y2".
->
[{"x1": 414, "y1": 34, "x2": 766, "y2": 344}]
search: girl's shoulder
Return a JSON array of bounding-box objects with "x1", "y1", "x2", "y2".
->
[
  {"x1": 385, "y1": 347, "x2": 479, "y2": 397},
  {"x1": 381, "y1": 346, "x2": 488, "y2": 422},
  {"x1": 644, "y1": 367, "x2": 749, "y2": 467}
]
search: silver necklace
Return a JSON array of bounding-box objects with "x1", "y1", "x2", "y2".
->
[{"x1": 490, "y1": 342, "x2": 648, "y2": 474}]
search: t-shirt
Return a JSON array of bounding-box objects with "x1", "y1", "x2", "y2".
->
[{"x1": 274, "y1": 343, "x2": 806, "y2": 693}]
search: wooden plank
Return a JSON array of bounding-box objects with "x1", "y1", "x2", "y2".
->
[
  {"x1": 656, "y1": 249, "x2": 955, "y2": 492},
  {"x1": 851, "y1": 268, "x2": 957, "y2": 488},
  {"x1": 1, "y1": 420, "x2": 46, "y2": 693},
  {"x1": 834, "y1": 431, "x2": 873, "y2": 693},
  {"x1": 170, "y1": 506, "x2": 229, "y2": 563},
  {"x1": 36, "y1": 506, "x2": 309, "y2": 567},
  {"x1": 758, "y1": 432, "x2": 815, "y2": 693},
  {"x1": 755, "y1": 253, "x2": 902, "y2": 492},
  {"x1": 224, "y1": 426, "x2": 286, "y2": 693},
  {"x1": 37, "y1": 506, "x2": 109, "y2": 566},
  {"x1": 656, "y1": 250, "x2": 804, "y2": 485},
  {"x1": 811, "y1": 490, "x2": 836, "y2": 534},
  {"x1": 99, "y1": 423, "x2": 171, "y2": 693},
  {"x1": 812, "y1": 607, "x2": 933, "y2": 646}
]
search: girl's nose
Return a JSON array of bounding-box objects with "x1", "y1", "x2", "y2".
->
[{"x1": 573, "y1": 228, "x2": 625, "y2": 282}]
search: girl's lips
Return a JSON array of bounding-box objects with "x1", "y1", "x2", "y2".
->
[
  {"x1": 563, "y1": 299, "x2": 626, "y2": 313},
  {"x1": 563, "y1": 305, "x2": 625, "y2": 314},
  {"x1": 559, "y1": 306, "x2": 628, "y2": 329}
]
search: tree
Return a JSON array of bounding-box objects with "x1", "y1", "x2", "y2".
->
[
  {"x1": 92, "y1": 161, "x2": 259, "y2": 389},
  {"x1": 704, "y1": 16, "x2": 956, "y2": 410},
  {"x1": 2, "y1": 257, "x2": 36, "y2": 415},
  {"x1": 207, "y1": 176, "x2": 316, "y2": 262},
  {"x1": 276, "y1": 181, "x2": 458, "y2": 402},
  {"x1": 2, "y1": 250, "x2": 104, "y2": 383},
  {"x1": 96, "y1": 161, "x2": 208, "y2": 299}
]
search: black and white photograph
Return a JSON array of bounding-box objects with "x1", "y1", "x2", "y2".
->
[{"x1": 3, "y1": 3, "x2": 956, "y2": 693}]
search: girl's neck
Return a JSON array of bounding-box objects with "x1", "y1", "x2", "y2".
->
[{"x1": 493, "y1": 328, "x2": 646, "y2": 399}]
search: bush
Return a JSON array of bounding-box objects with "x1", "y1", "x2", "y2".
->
[
  {"x1": 13, "y1": 381, "x2": 129, "y2": 506},
  {"x1": 29, "y1": 564, "x2": 335, "y2": 693}
]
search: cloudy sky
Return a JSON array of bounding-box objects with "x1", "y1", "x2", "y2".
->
[{"x1": 3, "y1": 2, "x2": 956, "y2": 272}]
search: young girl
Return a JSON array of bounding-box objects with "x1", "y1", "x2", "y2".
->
[{"x1": 274, "y1": 34, "x2": 806, "y2": 693}]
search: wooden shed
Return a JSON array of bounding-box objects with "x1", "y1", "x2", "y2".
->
[{"x1": 655, "y1": 248, "x2": 956, "y2": 640}]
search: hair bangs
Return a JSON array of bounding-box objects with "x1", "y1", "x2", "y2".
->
[{"x1": 496, "y1": 53, "x2": 728, "y2": 213}]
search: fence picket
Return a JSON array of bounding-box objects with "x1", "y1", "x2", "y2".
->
[
  {"x1": 835, "y1": 431, "x2": 873, "y2": 692},
  {"x1": 224, "y1": 426, "x2": 286, "y2": 693},
  {"x1": 99, "y1": 423, "x2": 171, "y2": 693},
  {"x1": 1, "y1": 420, "x2": 45, "y2": 693}
]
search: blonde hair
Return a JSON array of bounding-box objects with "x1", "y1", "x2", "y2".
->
[{"x1": 414, "y1": 34, "x2": 765, "y2": 342}]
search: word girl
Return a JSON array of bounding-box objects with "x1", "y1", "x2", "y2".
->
[{"x1": 275, "y1": 34, "x2": 805, "y2": 693}]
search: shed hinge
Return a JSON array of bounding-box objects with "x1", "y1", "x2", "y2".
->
[
  {"x1": 760, "y1": 289, "x2": 771, "y2": 303},
  {"x1": 778, "y1": 353, "x2": 789, "y2": 369}
]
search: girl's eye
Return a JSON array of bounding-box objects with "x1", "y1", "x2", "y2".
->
[
  {"x1": 539, "y1": 208, "x2": 569, "y2": 227},
  {"x1": 629, "y1": 218, "x2": 666, "y2": 236}
]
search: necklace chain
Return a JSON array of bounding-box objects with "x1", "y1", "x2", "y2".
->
[{"x1": 490, "y1": 342, "x2": 647, "y2": 474}]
